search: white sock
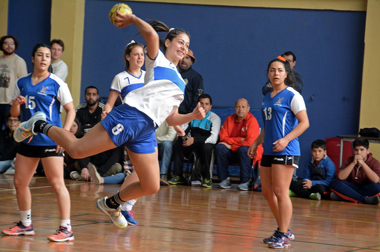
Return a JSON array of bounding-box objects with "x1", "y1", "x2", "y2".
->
[
  {"x1": 20, "y1": 210, "x2": 32, "y2": 226},
  {"x1": 120, "y1": 199, "x2": 136, "y2": 211},
  {"x1": 60, "y1": 219, "x2": 71, "y2": 231}
]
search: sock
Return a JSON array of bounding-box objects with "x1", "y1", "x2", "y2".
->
[
  {"x1": 33, "y1": 120, "x2": 53, "y2": 135},
  {"x1": 106, "y1": 192, "x2": 125, "y2": 209},
  {"x1": 120, "y1": 199, "x2": 136, "y2": 211},
  {"x1": 60, "y1": 219, "x2": 71, "y2": 231},
  {"x1": 20, "y1": 210, "x2": 32, "y2": 226}
]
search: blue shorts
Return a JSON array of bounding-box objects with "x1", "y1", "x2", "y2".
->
[{"x1": 100, "y1": 104, "x2": 158, "y2": 154}]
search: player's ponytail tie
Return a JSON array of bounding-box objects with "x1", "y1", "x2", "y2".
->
[
  {"x1": 169, "y1": 27, "x2": 175, "y2": 32},
  {"x1": 277, "y1": 56, "x2": 286, "y2": 62},
  {"x1": 127, "y1": 40, "x2": 135, "y2": 46}
]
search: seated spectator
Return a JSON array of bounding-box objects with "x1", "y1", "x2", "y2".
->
[
  {"x1": 0, "y1": 113, "x2": 20, "y2": 174},
  {"x1": 289, "y1": 139, "x2": 335, "y2": 200},
  {"x1": 155, "y1": 121, "x2": 177, "y2": 182},
  {"x1": 76, "y1": 86, "x2": 104, "y2": 133},
  {"x1": 215, "y1": 98, "x2": 263, "y2": 191},
  {"x1": 69, "y1": 145, "x2": 124, "y2": 181},
  {"x1": 168, "y1": 94, "x2": 221, "y2": 188},
  {"x1": 330, "y1": 138, "x2": 380, "y2": 204}
]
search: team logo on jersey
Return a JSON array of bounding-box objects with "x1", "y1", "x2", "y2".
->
[
  {"x1": 38, "y1": 86, "x2": 48, "y2": 96},
  {"x1": 274, "y1": 97, "x2": 283, "y2": 106}
]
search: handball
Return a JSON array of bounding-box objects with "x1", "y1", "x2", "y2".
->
[{"x1": 109, "y1": 3, "x2": 133, "y2": 25}]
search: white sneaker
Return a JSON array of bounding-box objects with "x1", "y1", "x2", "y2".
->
[
  {"x1": 96, "y1": 197, "x2": 128, "y2": 228},
  {"x1": 70, "y1": 171, "x2": 83, "y2": 180},
  {"x1": 13, "y1": 111, "x2": 46, "y2": 143},
  {"x1": 218, "y1": 177, "x2": 231, "y2": 189},
  {"x1": 88, "y1": 163, "x2": 103, "y2": 185}
]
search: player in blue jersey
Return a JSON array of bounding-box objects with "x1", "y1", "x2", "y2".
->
[
  {"x1": 13, "y1": 12, "x2": 205, "y2": 228},
  {"x1": 2, "y1": 44, "x2": 76, "y2": 242},
  {"x1": 248, "y1": 56, "x2": 309, "y2": 249}
]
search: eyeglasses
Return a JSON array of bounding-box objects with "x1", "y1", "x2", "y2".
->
[
  {"x1": 7, "y1": 119, "x2": 19, "y2": 123},
  {"x1": 3, "y1": 42, "x2": 15, "y2": 46}
]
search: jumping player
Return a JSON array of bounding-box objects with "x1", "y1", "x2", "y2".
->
[
  {"x1": 2, "y1": 44, "x2": 76, "y2": 242},
  {"x1": 248, "y1": 56, "x2": 309, "y2": 249},
  {"x1": 13, "y1": 12, "x2": 205, "y2": 228}
]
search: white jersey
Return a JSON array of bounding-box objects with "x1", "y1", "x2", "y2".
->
[
  {"x1": 51, "y1": 60, "x2": 68, "y2": 82},
  {"x1": 13, "y1": 73, "x2": 73, "y2": 146},
  {"x1": 110, "y1": 70, "x2": 145, "y2": 100},
  {"x1": 125, "y1": 50, "x2": 185, "y2": 126}
]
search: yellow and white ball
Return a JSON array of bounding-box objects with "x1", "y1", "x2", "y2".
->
[{"x1": 109, "y1": 3, "x2": 133, "y2": 25}]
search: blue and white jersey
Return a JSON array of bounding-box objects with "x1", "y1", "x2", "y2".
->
[
  {"x1": 262, "y1": 87, "x2": 306, "y2": 156},
  {"x1": 13, "y1": 73, "x2": 73, "y2": 146},
  {"x1": 125, "y1": 50, "x2": 185, "y2": 126},
  {"x1": 110, "y1": 70, "x2": 145, "y2": 100}
]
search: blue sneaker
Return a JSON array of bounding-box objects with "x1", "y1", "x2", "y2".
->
[
  {"x1": 121, "y1": 210, "x2": 138, "y2": 226},
  {"x1": 13, "y1": 111, "x2": 46, "y2": 143},
  {"x1": 264, "y1": 229, "x2": 294, "y2": 244},
  {"x1": 263, "y1": 230, "x2": 280, "y2": 244},
  {"x1": 268, "y1": 232, "x2": 290, "y2": 249}
]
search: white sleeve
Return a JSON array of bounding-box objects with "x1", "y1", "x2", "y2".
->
[
  {"x1": 57, "y1": 82, "x2": 73, "y2": 106},
  {"x1": 290, "y1": 91, "x2": 306, "y2": 115},
  {"x1": 205, "y1": 112, "x2": 222, "y2": 144},
  {"x1": 110, "y1": 74, "x2": 122, "y2": 93}
]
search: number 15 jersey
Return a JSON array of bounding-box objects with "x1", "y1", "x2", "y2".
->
[{"x1": 261, "y1": 87, "x2": 306, "y2": 156}]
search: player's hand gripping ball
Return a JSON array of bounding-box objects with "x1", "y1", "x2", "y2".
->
[{"x1": 109, "y1": 3, "x2": 133, "y2": 25}]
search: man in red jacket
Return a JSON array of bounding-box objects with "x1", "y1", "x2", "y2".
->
[{"x1": 215, "y1": 98, "x2": 263, "y2": 190}]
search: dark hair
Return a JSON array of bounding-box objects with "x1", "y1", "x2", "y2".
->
[
  {"x1": 85, "y1": 85, "x2": 99, "y2": 95},
  {"x1": 50, "y1": 39, "x2": 65, "y2": 52},
  {"x1": 198, "y1": 94, "x2": 212, "y2": 105},
  {"x1": 311, "y1": 139, "x2": 326, "y2": 150},
  {"x1": 31, "y1": 44, "x2": 53, "y2": 72},
  {"x1": 148, "y1": 20, "x2": 190, "y2": 54},
  {"x1": 6, "y1": 112, "x2": 20, "y2": 121},
  {"x1": 72, "y1": 117, "x2": 84, "y2": 138},
  {"x1": 282, "y1": 51, "x2": 296, "y2": 62},
  {"x1": 267, "y1": 57, "x2": 296, "y2": 88},
  {"x1": 353, "y1": 138, "x2": 369, "y2": 149},
  {"x1": 0, "y1": 35, "x2": 19, "y2": 51},
  {"x1": 124, "y1": 41, "x2": 144, "y2": 70}
]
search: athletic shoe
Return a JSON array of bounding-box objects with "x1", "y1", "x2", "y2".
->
[
  {"x1": 191, "y1": 180, "x2": 202, "y2": 187},
  {"x1": 88, "y1": 163, "x2": 103, "y2": 185},
  {"x1": 202, "y1": 178, "x2": 213, "y2": 188},
  {"x1": 309, "y1": 192, "x2": 321, "y2": 201},
  {"x1": 167, "y1": 175, "x2": 186, "y2": 185},
  {"x1": 96, "y1": 197, "x2": 128, "y2": 228},
  {"x1": 237, "y1": 181, "x2": 250, "y2": 191},
  {"x1": 268, "y1": 232, "x2": 290, "y2": 249},
  {"x1": 264, "y1": 229, "x2": 294, "y2": 244},
  {"x1": 13, "y1": 111, "x2": 46, "y2": 143},
  {"x1": 364, "y1": 195, "x2": 380, "y2": 205},
  {"x1": 69, "y1": 171, "x2": 83, "y2": 181},
  {"x1": 218, "y1": 177, "x2": 231, "y2": 189},
  {"x1": 289, "y1": 189, "x2": 297, "y2": 197},
  {"x1": 263, "y1": 230, "x2": 280, "y2": 244},
  {"x1": 286, "y1": 229, "x2": 295, "y2": 240},
  {"x1": 2, "y1": 221, "x2": 35, "y2": 236},
  {"x1": 48, "y1": 226, "x2": 74, "y2": 242},
  {"x1": 121, "y1": 210, "x2": 138, "y2": 226}
]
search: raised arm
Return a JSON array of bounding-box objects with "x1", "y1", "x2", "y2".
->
[{"x1": 114, "y1": 12, "x2": 159, "y2": 59}]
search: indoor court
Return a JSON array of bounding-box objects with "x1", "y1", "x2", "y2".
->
[{"x1": 0, "y1": 174, "x2": 379, "y2": 252}]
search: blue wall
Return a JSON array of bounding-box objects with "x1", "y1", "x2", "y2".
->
[
  {"x1": 7, "y1": 0, "x2": 51, "y2": 72},
  {"x1": 6, "y1": 0, "x2": 366, "y2": 173}
]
